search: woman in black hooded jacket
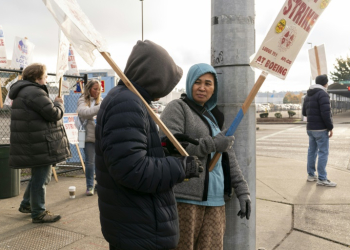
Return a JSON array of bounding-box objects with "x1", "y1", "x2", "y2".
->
[{"x1": 95, "y1": 40, "x2": 202, "y2": 250}]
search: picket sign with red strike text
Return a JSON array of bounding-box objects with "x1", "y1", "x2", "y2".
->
[
  {"x1": 67, "y1": 45, "x2": 80, "y2": 76},
  {"x1": 63, "y1": 113, "x2": 79, "y2": 144},
  {"x1": 0, "y1": 25, "x2": 7, "y2": 68},
  {"x1": 208, "y1": 0, "x2": 332, "y2": 170},
  {"x1": 250, "y1": 0, "x2": 331, "y2": 80}
]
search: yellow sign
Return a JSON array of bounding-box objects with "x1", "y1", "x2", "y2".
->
[
  {"x1": 275, "y1": 19, "x2": 286, "y2": 33},
  {"x1": 320, "y1": 0, "x2": 330, "y2": 9}
]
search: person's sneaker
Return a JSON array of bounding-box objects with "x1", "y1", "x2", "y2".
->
[
  {"x1": 86, "y1": 187, "x2": 94, "y2": 196},
  {"x1": 307, "y1": 175, "x2": 318, "y2": 182},
  {"x1": 32, "y1": 211, "x2": 61, "y2": 223},
  {"x1": 317, "y1": 179, "x2": 337, "y2": 187},
  {"x1": 18, "y1": 206, "x2": 31, "y2": 214}
]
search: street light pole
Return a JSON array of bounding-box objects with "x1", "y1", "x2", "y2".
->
[
  {"x1": 308, "y1": 42, "x2": 312, "y2": 86},
  {"x1": 140, "y1": 0, "x2": 144, "y2": 41}
]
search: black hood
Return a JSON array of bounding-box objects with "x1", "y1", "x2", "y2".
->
[
  {"x1": 124, "y1": 40, "x2": 183, "y2": 99},
  {"x1": 9, "y1": 80, "x2": 48, "y2": 99}
]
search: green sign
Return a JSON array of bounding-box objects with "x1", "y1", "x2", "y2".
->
[{"x1": 339, "y1": 80, "x2": 350, "y2": 84}]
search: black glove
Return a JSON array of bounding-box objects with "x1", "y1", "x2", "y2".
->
[
  {"x1": 162, "y1": 133, "x2": 199, "y2": 156},
  {"x1": 237, "y1": 194, "x2": 251, "y2": 220},
  {"x1": 178, "y1": 156, "x2": 203, "y2": 178}
]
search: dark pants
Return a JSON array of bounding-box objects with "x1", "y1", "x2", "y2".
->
[{"x1": 20, "y1": 165, "x2": 52, "y2": 218}]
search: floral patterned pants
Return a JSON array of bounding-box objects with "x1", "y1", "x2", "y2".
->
[{"x1": 173, "y1": 202, "x2": 226, "y2": 250}]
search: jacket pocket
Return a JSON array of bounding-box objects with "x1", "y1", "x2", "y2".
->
[{"x1": 45, "y1": 134, "x2": 64, "y2": 156}]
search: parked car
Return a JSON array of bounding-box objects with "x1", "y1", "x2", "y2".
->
[{"x1": 151, "y1": 103, "x2": 166, "y2": 113}]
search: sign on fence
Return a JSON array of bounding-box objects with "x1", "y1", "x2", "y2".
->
[{"x1": 63, "y1": 113, "x2": 79, "y2": 144}]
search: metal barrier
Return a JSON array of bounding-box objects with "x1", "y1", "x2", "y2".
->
[
  {"x1": 0, "y1": 68, "x2": 88, "y2": 181},
  {"x1": 330, "y1": 93, "x2": 350, "y2": 115}
]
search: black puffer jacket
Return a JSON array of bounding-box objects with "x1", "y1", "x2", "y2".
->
[
  {"x1": 9, "y1": 80, "x2": 71, "y2": 168},
  {"x1": 302, "y1": 85, "x2": 333, "y2": 131},
  {"x1": 95, "y1": 40, "x2": 185, "y2": 250}
]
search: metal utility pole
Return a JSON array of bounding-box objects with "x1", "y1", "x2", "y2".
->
[{"x1": 211, "y1": 0, "x2": 255, "y2": 249}]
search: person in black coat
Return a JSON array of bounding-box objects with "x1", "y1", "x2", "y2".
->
[
  {"x1": 302, "y1": 74, "x2": 336, "y2": 187},
  {"x1": 95, "y1": 40, "x2": 203, "y2": 250},
  {"x1": 9, "y1": 63, "x2": 71, "y2": 223}
]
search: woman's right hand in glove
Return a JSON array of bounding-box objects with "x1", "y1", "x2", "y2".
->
[
  {"x1": 178, "y1": 156, "x2": 203, "y2": 178},
  {"x1": 213, "y1": 129, "x2": 235, "y2": 152}
]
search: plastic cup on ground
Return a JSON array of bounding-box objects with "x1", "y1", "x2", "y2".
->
[{"x1": 69, "y1": 186, "x2": 76, "y2": 198}]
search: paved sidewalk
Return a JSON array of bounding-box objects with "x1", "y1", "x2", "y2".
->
[
  {"x1": 1, "y1": 111, "x2": 350, "y2": 249},
  {"x1": 256, "y1": 156, "x2": 350, "y2": 250},
  {"x1": 0, "y1": 175, "x2": 107, "y2": 250},
  {"x1": 256, "y1": 110, "x2": 350, "y2": 250}
]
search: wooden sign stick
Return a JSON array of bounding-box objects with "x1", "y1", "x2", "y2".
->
[
  {"x1": 79, "y1": 80, "x2": 84, "y2": 94},
  {"x1": 58, "y1": 77, "x2": 63, "y2": 97},
  {"x1": 100, "y1": 51, "x2": 188, "y2": 156},
  {"x1": 75, "y1": 144, "x2": 86, "y2": 173},
  {"x1": 314, "y1": 46, "x2": 322, "y2": 75},
  {"x1": 0, "y1": 83, "x2": 3, "y2": 109},
  {"x1": 52, "y1": 165, "x2": 58, "y2": 182},
  {"x1": 209, "y1": 71, "x2": 268, "y2": 171}
]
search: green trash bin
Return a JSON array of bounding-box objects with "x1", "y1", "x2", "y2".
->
[{"x1": 0, "y1": 144, "x2": 20, "y2": 199}]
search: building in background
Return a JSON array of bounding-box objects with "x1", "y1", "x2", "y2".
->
[
  {"x1": 159, "y1": 88, "x2": 185, "y2": 105},
  {"x1": 79, "y1": 69, "x2": 119, "y2": 98}
]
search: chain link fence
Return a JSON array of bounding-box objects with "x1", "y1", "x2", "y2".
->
[{"x1": 0, "y1": 68, "x2": 88, "y2": 181}]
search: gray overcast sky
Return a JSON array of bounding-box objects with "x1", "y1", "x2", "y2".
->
[{"x1": 1, "y1": 0, "x2": 348, "y2": 92}]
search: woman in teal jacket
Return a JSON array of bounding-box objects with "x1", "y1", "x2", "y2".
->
[{"x1": 160, "y1": 63, "x2": 251, "y2": 250}]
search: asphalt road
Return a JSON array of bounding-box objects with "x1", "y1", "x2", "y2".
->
[{"x1": 256, "y1": 119, "x2": 350, "y2": 172}]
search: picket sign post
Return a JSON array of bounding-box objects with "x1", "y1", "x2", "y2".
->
[
  {"x1": 313, "y1": 46, "x2": 322, "y2": 75},
  {"x1": 79, "y1": 80, "x2": 84, "y2": 94},
  {"x1": 100, "y1": 52, "x2": 188, "y2": 156},
  {"x1": 0, "y1": 83, "x2": 3, "y2": 108},
  {"x1": 52, "y1": 77, "x2": 63, "y2": 181},
  {"x1": 52, "y1": 165, "x2": 58, "y2": 182},
  {"x1": 75, "y1": 144, "x2": 86, "y2": 173},
  {"x1": 209, "y1": 71, "x2": 268, "y2": 171},
  {"x1": 58, "y1": 77, "x2": 63, "y2": 97}
]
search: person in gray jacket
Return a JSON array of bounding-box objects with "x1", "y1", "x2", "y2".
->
[
  {"x1": 160, "y1": 63, "x2": 251, "y2": 250},
  {"x1": 9, "y1": 63, "x2": 71, "y2": 223},
  {"x1": 76, "y1": 79, "x2": 102, "y2": 196}
]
